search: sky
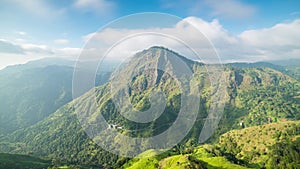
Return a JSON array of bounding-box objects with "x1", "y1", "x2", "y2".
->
[{"x1": 0, "y1": 0, "x2": 300, "y2": 69}]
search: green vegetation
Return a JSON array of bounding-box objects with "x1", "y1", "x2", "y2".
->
[
  {"x1": 0, "y1": 47, "x2": 299, "y2": 168},
  {"x1": 214, "y1": 121, "x2": 300, "y2": 168},
  {"x1": 124, "y1": 121, "x2": 300, "y2": 169},
  {"x1": 0, "y1": 153, "x2": 51, "y2": 169},
  {"x1": 0, "y1": 105, "x2": 123, "y2": 168},
  {"x1": 237, "y1": 82, "x2": 300, "y2": 126},
  {"x1": 285, "y1": 65, "x2": 300, "y2": 81},
  {"x1": 123, "y1": 146, "x2": 249, "y2": 169},
  {"x1": 0, "y1": 59, "x2": 111, "y2": 135}
]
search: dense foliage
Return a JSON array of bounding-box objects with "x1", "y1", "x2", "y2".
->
[
  {"x1": 0, "y1": 47, "x2": 299, "y2": 168},
  {"x1": 0, "y1": 59, "x2": 111, "y2": 135},
  {"x1": 0, "y1": 153, "x2": 51, "y2": 169},
  {"x1": 215, "y1": 121, "x2": 300, "y2": 168}
]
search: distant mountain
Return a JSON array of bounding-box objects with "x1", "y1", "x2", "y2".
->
[
  {"x1": 0, "y1": 65, "x2": 73, "y2": 134},
  {"x1": 269, "y1": 59, "x2": 300, "y2": 66},
  {"x1": 0, "y1": 58, "x2": 112, "y2": 135},
  {"x1": 2, "y1": 57, "x2": 120, "y2": 73},
  {"x1": 0, "y1": 58, "x2": 75, "y2": 73},
  {"x1": 227, "y1": 62, "x2": 277, "y2": 68},
  {"x1": 1, "y1": 47, "x2": 299, "y2": 168},
  {"x1": 228, "y1": 61, "x2": 300, "y2": 82},
  {"x1": 227, "y1": 59, "x2": 300, "y2": 68}
]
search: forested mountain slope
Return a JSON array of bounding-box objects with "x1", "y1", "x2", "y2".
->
[
  {"x1": 0, "y1": 64, "x2": 74, "y2": 134},
  {"x1": 0, "y1": 58, "x2": 112, "y2": 135},
  {"x1": 0, "y1": 47, "x2": 299, "y2": 168}
]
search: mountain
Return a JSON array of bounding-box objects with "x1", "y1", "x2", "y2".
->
[
  {"x1": 1, "y1": 46, "x2": 206, "y2": 167},
  {"x1": 0, "y1": 47, "x2": 299, "y2": 168},
  {"x1": 0, "y1": 65, "x2": 73, "y2": 134},
  {"x1": 269, "y1": 59, "x2": 300, "y2": 67},
  {"x1": 0, "y1": 58, "x2": 112, "y2": 135},
  {"x1": 227, "y1": 61, "x2": 300, "y2": 81}
]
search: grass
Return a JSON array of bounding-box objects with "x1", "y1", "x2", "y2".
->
[
  {"x1": 125, "y1": 158, "x2": 159, "y2": 169},
  {"x1": 192, "y1": 147, "x2": 250, "y2": 169},
  {"x1": 200, "y1": 157, "x2": 249, "y2": 169},
  {"x1": 159, "y1": 155, "x2": 195, "y2": 169},
  {"x1": 124, "y1": 146, "x2": 251, "y2": 169}
]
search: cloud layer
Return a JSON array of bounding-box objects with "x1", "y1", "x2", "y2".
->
[
  {"x1": 0, "y1": 39, "x2": 80, "y2": 69},
  {"x1": 0, "y1": 16, "x2": 299, "y2": 69},
  {"x1": 0, "y1": 40, "x2": 24, "y2": 54},
  {"x1": 83, "y1": 17, "x2": 300, "y2": 63},
  {"x1": 54, "y1": 39, "x2": 70, "y2": 45}
]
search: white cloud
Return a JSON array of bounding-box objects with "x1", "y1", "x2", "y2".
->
[
  {"x1": 184, "y1": 17, "x2": 238, "y2": 45},
  {"x1": 20, "y1": 43, "x2": 53, "y2": 55},
  {"x1": 1, "y1": 16, "x2": 299, "y2": 69},
  {"x1": 0, "y1": 40, "x2": 51, "y2": 70},
  {"x1": 19, "y1": 43, "x2": 81, "y2": 58},
  {"x1": 0, "y1": 53, "x2": 44, "y2": 70},
  {"x1": 81, "y1": 17, "x2": 235, "y2": 62},
  {"x1": 0, "y1": 38, "x2": 80, "y2": 59},
  {"x1": 82, "y1": 17, "x2": 300, "y2": 63},
  {"x1": 15, "y1": 38, "x2": 26, "y2": 43},
  {"x1": 17, "y1": 31, "x2": 27, "y2": 36},
  {"x1": 54, "y1": 39, "x2": 69, "y2": 45},
  {"x1": 238, "y1": 19, "x2": 300, "y2": 61},
  {"x1": 0, "y1": 39, "x2": 24, "y2": 54},
  {"x1": 182, "y1": 17, "x2": 300, "y2": 62},
  {"x1": 81, "y1": 19, "x2": 227, "y2": 63},
  {"x1": 55, "y1": 47, "x2": 81, "y2": 58},
  {"x1": 0, "y1": 39, "x2": 81, "y2": 69},
  {"x1": 240, "y1": 20, "x2": 300, "y2": 47},
  {"x1": 74, "y1": 0, "x2": 115, "y2": 15}
]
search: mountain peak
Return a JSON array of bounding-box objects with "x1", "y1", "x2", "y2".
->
[
  {"x1": 131, "y1": 46, "x2": 199, "y2": 67},
  {"x1": 148, "y1": 46, "x2": 177, "y2": 53},
  {"x1": 136, "y1": 46, "x2": 184, "y2": 58}
]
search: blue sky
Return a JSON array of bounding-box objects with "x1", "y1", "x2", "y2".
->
[{"x1": 0, "y1": 0, "x2": 300, "y2": 68}]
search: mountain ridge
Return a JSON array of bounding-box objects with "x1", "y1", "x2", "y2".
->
[{"x1": 0, "y1": 47, "x2": 299, "y2": 168}]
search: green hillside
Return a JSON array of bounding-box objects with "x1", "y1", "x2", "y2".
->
[
  {"x1": 0, "y1": 153, "x2": 51, "y2": 169},
  {"x1": 123, "y1": 147, "x2": 249, "y2": 169},
  {"x1": 0, "y1": 59, "x2": 112, "y2": 135},
  {"x1": 0, "y1": 47, "x2": 299, "y2": 168},
  {"x1": 215, "y1": 121, "x2": 300, "y2": 168},
  {"x1": 123, "y1": 121, "x2": 300, "y2": 169}
]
